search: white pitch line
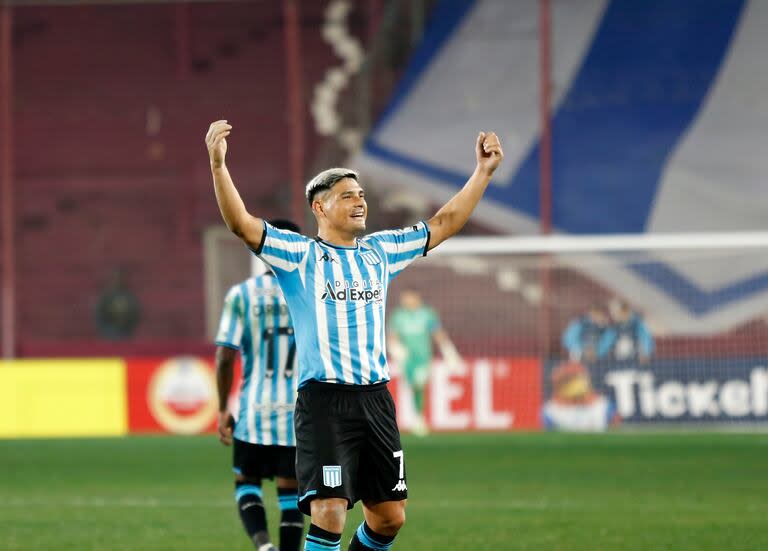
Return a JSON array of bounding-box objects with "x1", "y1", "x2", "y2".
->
[
  {"x1": 0, "y1": 497, "x2": 742, "y2": 512},
  {"x1": 0, "y1": 497, "x2": 565, "y2": 511}
]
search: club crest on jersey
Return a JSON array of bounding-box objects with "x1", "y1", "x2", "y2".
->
[
  {"x1": 322, "y1": 465, "x2": 342, "y2": 488},
  {"x1": 320, "y1": 280, "x2": 382, "y2": 303},
  {"x1": 360, "y1": 250, "x2": 381, "y2": 265}
]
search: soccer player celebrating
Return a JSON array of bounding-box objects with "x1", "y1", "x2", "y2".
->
[
  {"x1": 206, "y1": 120, "x2": 503, "y2": 551},
  {"x1": 214, "y1": 223, "x2": 305, "y2": 551},
  {"x1": 388, "y1": 289, "x2": 462, "y2": 436}
]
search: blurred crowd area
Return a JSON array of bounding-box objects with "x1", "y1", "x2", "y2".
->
[
  {"x1": 2, "y1": 0, "x2": 768, "y2": 361},
  {"x1": 2, "y1": 0, "x2": 448, "y2": 355}
]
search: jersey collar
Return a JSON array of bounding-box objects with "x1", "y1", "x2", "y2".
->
[{"x1": 314, "y1": 236, "x2": 359, "y2": 250}]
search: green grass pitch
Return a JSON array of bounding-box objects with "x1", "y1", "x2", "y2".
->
[{"x1": 1, "y1": 432, "x2": 766, "y2": 550}]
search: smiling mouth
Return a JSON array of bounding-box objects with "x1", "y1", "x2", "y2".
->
[{"x1": 351, "y1": 212, "x2": 365, "y2": 219}]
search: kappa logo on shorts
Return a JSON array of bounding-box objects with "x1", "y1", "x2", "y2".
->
[
  {"x1": 391, "y1": 480, "x2": 407, "y2": 492},
  {"x1": 322, "y1": 465, "x2": 342, "y2": 488}
]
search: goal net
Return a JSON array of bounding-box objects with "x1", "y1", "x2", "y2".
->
[
  {"x1": 204, "y1": 229, "x2": 768, "y2": 432},
  {"x1": 390, "y1": 232, "x2": 768, "y2": 432}
]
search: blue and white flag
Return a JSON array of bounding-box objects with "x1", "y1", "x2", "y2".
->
[{"x1": 356, "y1": 0, "x2": 768, "y2": 334}]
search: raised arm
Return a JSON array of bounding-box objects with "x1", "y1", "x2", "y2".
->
[
  {"x1": 427, "y1": 132, "x2": 503, "y2": 251},
  {"x1": 206, "y1": 120, "x2": 264, "y2": 250}
]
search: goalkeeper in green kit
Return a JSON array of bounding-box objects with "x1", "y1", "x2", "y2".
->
[{"x1": 388, "y1": 290, "x2": 462, "y2": 436}]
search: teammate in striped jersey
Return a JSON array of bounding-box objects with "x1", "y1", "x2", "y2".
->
[
  {"x1": 206, "y1": 120, "x2": 503, "y2": 551},
  {"x1": 214, "y1": 219, "x2": 304, "y2": 551}
]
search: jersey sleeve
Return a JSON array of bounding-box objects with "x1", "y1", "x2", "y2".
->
[
  {"x1": 214, "y1": 284, "x2": 245, "y2": 350},
  {"x1": 427, "y1": 308, "x2": 441, "y2": 334},
  {"x1": 251, "y1": 221, "x2": 310, "y2": 273},
  {"x1": 363, "y1": 220, "x2": 431, "y2": 280}
]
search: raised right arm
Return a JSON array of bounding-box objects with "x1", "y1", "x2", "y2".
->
[{"x1": 206, "y1": 120, "x2": 264, "y2": 250}]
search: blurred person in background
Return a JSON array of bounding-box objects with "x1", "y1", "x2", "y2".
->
[
  {"x1": 542, "y1": 361, "x2": 620, "y2": 432},
  {"x1": 214, "y1": 218, "x2": 305, "y2": 551},
  {"x1": 388, "y1": 289, "x2": 461, "y2": 436},
  {"x1": 94, "y1": 268, "x2": 141, "y2": 339},
  {"x1": 605, "y1": 299, "x2": 655, "y2": 363},
  {"x1": 562, "y1": 306, "x2": 613, "y2": 363},
  {"x1": 206, "y1": 119, "x2": 503, "y2": 551}
]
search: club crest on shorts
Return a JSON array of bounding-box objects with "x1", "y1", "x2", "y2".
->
[{"x1": 322, "y1": 465, "x2": 342, "y2": 488}]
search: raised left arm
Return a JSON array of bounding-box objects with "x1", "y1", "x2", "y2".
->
[{"x1": 427, "y1": 132, "x2": 503, "y2": 251}]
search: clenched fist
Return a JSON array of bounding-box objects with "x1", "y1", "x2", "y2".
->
[
  {"x1": 206, "y1": 120, "x2": 232, "y2": 169},
  {"x1": 475, "y1": 131, "x2": 504, "y2": 175}
]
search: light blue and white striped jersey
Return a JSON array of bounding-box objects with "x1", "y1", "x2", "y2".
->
[
  {"x1": 215, "y1": 274, "x2": 299, "y2": 446},
  {"x1": 253, "y1": 220, "x2": 430, "y2": 387}
]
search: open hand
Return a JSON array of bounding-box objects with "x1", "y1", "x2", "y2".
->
[
  {"x1": 475, "y1": 131, "x2": 504, "y2": 175},
  {"x1": 206, "y1": 120, "x2": 232, "y2": 168}
]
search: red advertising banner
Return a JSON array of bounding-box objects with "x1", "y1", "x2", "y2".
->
[
  {"x1": 390, "y1": 357, "x2": 542, "y2": 431},
  {"x1": 126, "y1": 356, "x2": 241, "y2": 435},
  {"x1": 125, "y1": 356, "x2": 541, "y2": 434}
]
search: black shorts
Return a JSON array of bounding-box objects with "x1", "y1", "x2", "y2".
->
[
  {"x1": 294, "y1": 382, "x2": 407, "y2": 515},
  {"x1": 233, "y1": 438, "x2": 297, "y2": 481}
]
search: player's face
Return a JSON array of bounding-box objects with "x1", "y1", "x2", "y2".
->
[
  {"x1": 322, "y1": 178, "x2": 368, "y2": 234},
  {"x1": 401, "y1": 291, "x2": 422, "y2": 309}
]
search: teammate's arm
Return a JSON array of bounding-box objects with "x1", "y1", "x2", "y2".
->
[
  {"x1": 206, "y1": 120, "x2": 264, "y2": 250},
  {"x1": 215, "y1": 345, "x2": 237, "y2": 446},
  {"x1": 426, "y1": 132, "x2": 503, "y2": 251}
]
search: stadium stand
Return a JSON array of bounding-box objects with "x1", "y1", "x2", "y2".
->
[{"x1": 13, "y1": 2, "x2": 349, "y2": 352}]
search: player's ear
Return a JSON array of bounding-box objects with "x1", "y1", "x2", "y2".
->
[{"x1": 312, "y1": 200, "x2": 325, "y2": 218}]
